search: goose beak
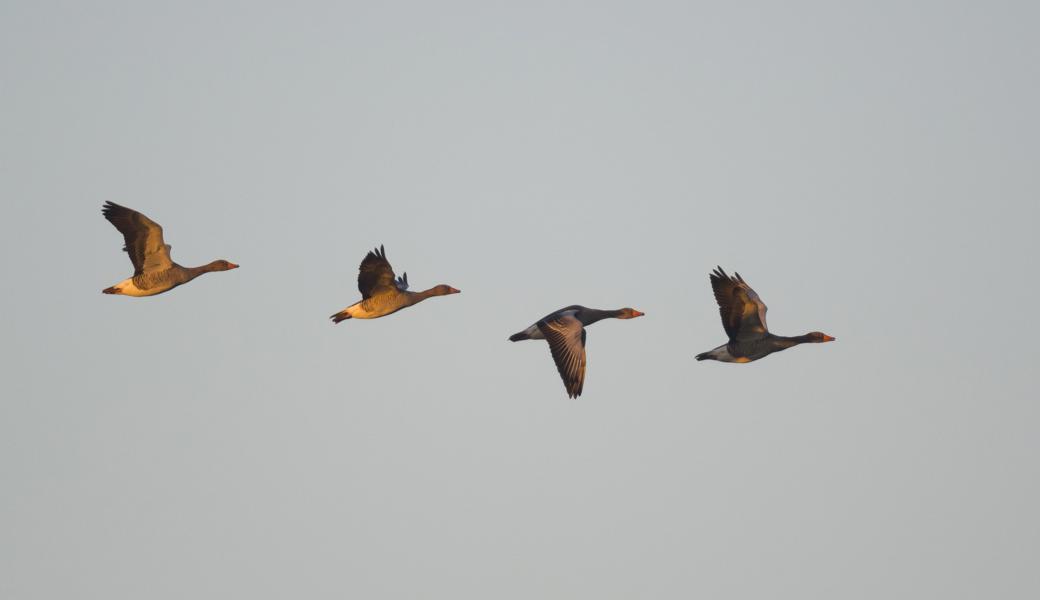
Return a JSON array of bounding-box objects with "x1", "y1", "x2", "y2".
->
[
  {"x1": 822, "y1": 335, "x2": 835, "y2": 342},
  {"x1": 228, "y1": 263, "x2": 240, "y2": 269},
  {"x1": 632, "y1": 310, "x2": 645, "y2": 317},
  {"x1": 449, "y1": 287, "x2": 461, "y2": 294}
]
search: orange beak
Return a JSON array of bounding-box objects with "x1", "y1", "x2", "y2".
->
[
  {"x1": 822, "y1": 335, "x2": 835, "y2": 342},
  {"x1": 632, "y1": 310, "x2": 645, "y2": 317},
  {"x1": 228, "y1": 263, "x2": 240, "y2": 269}
]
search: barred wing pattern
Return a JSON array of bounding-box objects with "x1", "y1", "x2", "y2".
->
[{"x1": 537, "y1": 314, "x2": 587, "y2": 398}]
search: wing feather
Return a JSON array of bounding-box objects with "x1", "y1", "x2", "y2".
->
[
  {"x1": 537, "y1": 314, "x2": 587, "y2": 398},
  {"x1": 357, "y1": 245, "x2": 399, "y2": 299},
  {"x1": 102, "y1": 201, "x2": 173, "y2": 275},
  {"x1": 709, "y1": 266, "x2": 769, "y2": 341}
]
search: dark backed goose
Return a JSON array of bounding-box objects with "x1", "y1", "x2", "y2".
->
[
  {"x1": 101, "y1": 201, "x2": 238, "y2": 297},
  {"x1": 696, "y1": 267, "x2": 834, "y2": 363},
  {"x1": 509, "y1": 305, "x2": 644, "y2": 398},
  {"x1": 330, "y1": 245, "x2": 460, "y2": 323}
]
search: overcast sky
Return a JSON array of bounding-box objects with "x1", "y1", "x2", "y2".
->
[{"x1": 2, "y1": 1, "x2": 1038, "y2": 599}]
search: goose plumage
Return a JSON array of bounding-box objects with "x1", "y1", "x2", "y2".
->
[
  {"x1": 509, "y1": 305, "x2": 644, "y2": 398},
  {"x1": 330, "y1": 245, "x2": 460, "y2": 323},
  {"x1": 101, "y1": 201, "x2": 238, "y2": 297},
  {"x1": 696, "y1": 267, "x2": 834, "y2": 363}
]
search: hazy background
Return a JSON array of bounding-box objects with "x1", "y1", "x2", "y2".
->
[{"x1": 2, "y1": 1, "x2": 1038, "y2": 598}]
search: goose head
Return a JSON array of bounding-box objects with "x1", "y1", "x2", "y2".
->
[{"x1": 207, "y1": 260, "x2": 239, "y2": 271}]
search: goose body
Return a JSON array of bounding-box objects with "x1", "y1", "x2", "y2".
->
[
  {"x1": 509, "y1": 305, "x2": 644, "y2": 398},
  {"x1": 330, "y1": 245, "x2": 459, "y2": 323},
  {"x1": 101, "y1": 201, "x2": 238, "y2": 297},
  {"x1": 696, "y1": 267, "x2": 834, "y2": 363}
]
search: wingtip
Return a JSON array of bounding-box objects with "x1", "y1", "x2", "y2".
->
[{"x1": 101, "y1": 201, "x2": 129, "y2": 221}]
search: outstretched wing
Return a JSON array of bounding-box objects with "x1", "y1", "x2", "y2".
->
[
  {"x1": 537, "y1": 314, "x2": 587, "y2": 398},
  {"x1": 357, "y1": 245, "x2": 399, "y2": 299},
  {"x1": 709, "y1": 266, "x2": 769, "y2": 341},
  {"x1": 395, "y1": 272, "x2": 409, "y2": 291},
  {"x1": 102, "y1": 201, "x2": 173, "y2": 275}
]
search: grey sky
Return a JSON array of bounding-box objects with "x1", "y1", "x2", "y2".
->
[{"x1": 2, "y1": 1, "x2": 1038, "y2": 598}]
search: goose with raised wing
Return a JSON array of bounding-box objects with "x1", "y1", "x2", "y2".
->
[
  {"x1": 101, "y1": 201, "x2": 238, "y2": 297},
  {"x1": 696, "y1": 267, "x2": 834, "y2": 363},
  {"x1": 330, "y1": 245, "x2": 460, "y2": 323},
  {"x1": 509, "y1": 305, "x2": 644, "y2": 398}
]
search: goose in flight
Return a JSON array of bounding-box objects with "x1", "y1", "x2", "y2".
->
[
  {"x1": 101, "y1": 201, "x2": 238, "y2": 297},
  {"x1": 696, "y1": 267, "x2": 834, "y2": 363},
  {"x1": 509, "y1": 305, "x2": 644, "y2": 398},
  {"x1": 330, "y1": 245, "x2": 460, "y2": 323}
]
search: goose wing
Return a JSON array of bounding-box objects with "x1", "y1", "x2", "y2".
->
[
  {"x1": 710, "y1": 266, "x2": 769, "y2": 341},
  {"x1": 537, "y1": 313, "x2": 587, "y2": 398},
  {"x1": 357, "y1": 245, "x2": 401, "y2": 299},
  {"x1": 102, "y1": 201, "x2": 173, "y2": 275}
]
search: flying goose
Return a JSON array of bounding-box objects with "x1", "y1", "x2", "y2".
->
[
  {"x1": 101, "y1": 201, "x2": 238, "y2": 297},
  {"x1": 509, "y1": 305, "x2": 644, "y2": 398},
  {"x1": 330, "y1": 245, "x2": 460, "y2": 322},
  {"x1": 696, "y1": 267, "x2": 834, "y2": 363}
]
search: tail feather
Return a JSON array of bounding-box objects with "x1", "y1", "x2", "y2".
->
[
  {"x1": 330, "y1": 311, "x2": 352, "y2": 324},
  {"x1": 509, "y1": 331, "x2": 529, "y2": 342},
  {"x1": 102, "y1": 286, "x2": 120, "y2": 295},
  {"x1": 695, "y1": 352, "x2": 710, "y2": 361}
]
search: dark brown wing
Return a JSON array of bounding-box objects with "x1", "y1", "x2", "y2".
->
[
  {"x1": 537, "y1": 314, "x2": 587, "y2": 399},
  {"x1": 102, "y1": 201, "x2": 173, "y2": 275},
  {"x1": 710, "y1": 266, "x2": 769, "y2": 341},
  {"x1": 357, "y1": 245, "x2": 399, "y2": 299}
]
